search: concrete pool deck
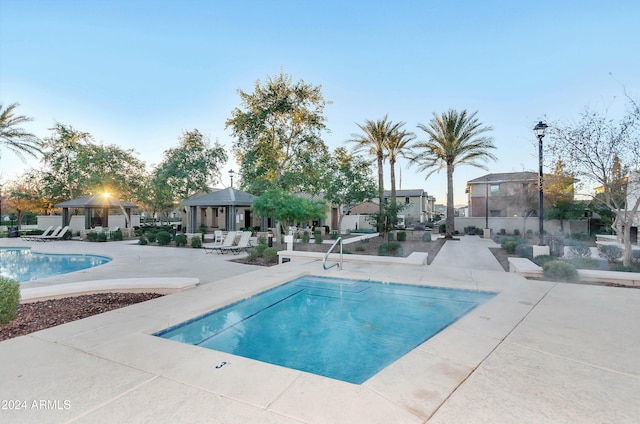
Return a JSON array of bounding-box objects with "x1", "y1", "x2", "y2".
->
[{"x1": 1, "y1": 236, "x2": 639, "y2": 423}]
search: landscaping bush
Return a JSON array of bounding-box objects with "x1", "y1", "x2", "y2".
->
[
  {"x1": 355, "y1": 245, "x2": 365, "y2": 252},
  {"x1": 502, "y1": 240, "x2": 518, "y2": 254},
  {"x1": 190, "y1": 236, "x2": 202, "y2": 248},
  {"x1": 87, "y1": 232, "x2": 98, "y2": 242},
  {"x1": 253, "y1": 244, "x2": 267, "y2": 257},
  {"x1": 609, "y1": 264, "x2": 640, "y2": 273},
  {"x1": 110, "y1": 229, "x2": 123, "y2": 241},
  {"x1": 533, "y1": 255, "x2": 556, "y2": 267},
  {"x1": 97, "y1": 232, "x2": 108, "y2": 242},
  {"x1": 515, "y1": 243, "x2": 533, "y2": 260},
  {"x1": 301, "y1": 230, "x2": 310, "y2": 244},
  {"x1": 438, "y1": 224, "x2": 446, "y2": 233},
  {"x1": 257, "y1": 234, "x2": 267, "y2": 245},
  {"x1": 146, "y1": 231, "x2": 157, "y2": 243},
  {"x1": 598, "y1": 244, "x2": 623, "y2": 262},
  {"x1": 543, "y1": 260, "x2": 579, "y2": 282},
  {"x1": 0, "y1": 277, "x2": 20, "y2": 324},
  {"x1": 499, "y1": 228, "x2": 506, "y2": 235},
  {"x1": 263, "y1": 247, "x2": 279, "y2": 264},
  {"x1": 378, "y1": 241, "x2": 403, "y2": 257},
  {"x1": 138, "y1": 235, "x2": 148, "y2": 245},
  {"x1": 397, "y1": 231, "x2": 406, "y2": 242},
  {"x1": 175, "y1": 234, "x2": 187, "y2": 247},
  {"x1": 513, "y1": 228, "x2": 520, "y2": 236},
  {"x1": 568, "y1": 242, "x2": 592, "y2": 258},
  {"x1": 246, "y1": 247, "x2": 260, "y2": 262},
  {"x1": 567, "y1": 257, "x2": 601, "y2": 270},
  {"x1": 314, "y1": 230, "x2": 323, "y2": 244},
  {"x1": 156, "y1": 231, "x2": 172, "y2": 246},
  {"x1": 330, "y1": 230, "x2": 339, "y2": 240}
]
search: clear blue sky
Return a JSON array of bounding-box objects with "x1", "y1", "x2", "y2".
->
[{"x1": 1, "y1": 0, "x2": 638, "y2": 205}]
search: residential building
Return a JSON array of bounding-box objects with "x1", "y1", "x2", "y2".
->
[{"x1": 466, "y1": 172, "x2": 539, "y2": 218}]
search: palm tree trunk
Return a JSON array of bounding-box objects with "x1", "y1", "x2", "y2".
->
[
  {"x1": 390, "y1": 158, "x2": 396, "y2": 204},
  {"x1": 377, "y1": 152, "x2": 384, "y2": 216},
  {"x1": 446, "y1": 163, "x2": 455, "y2": 239}
]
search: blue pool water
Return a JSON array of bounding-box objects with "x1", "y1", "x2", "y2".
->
[
  {"x1": 155, "y1": 275, "x2": 497, "y2": 384},
  {"x1": 0, "y1": 248, "x2": 112, "y2": 283}
]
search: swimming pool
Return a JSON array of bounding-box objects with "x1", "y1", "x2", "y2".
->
[
  {"x1": 155, "y1": 275, "x2": 497, "y2": 384},
  {"x1": 0, "y1": 247, "x2": 112, "y2": 283}
]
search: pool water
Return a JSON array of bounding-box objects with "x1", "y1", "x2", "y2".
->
[
  {"x1": 155, "y1": 275, "x2": 496, "y2": 384},
  {"x1": 0, "y1": 248, "x2": 112, "y2": 283}
]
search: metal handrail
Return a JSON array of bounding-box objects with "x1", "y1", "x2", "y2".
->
[{"x1": 322, "y1": 236, "x2": 343, "y2": 270}]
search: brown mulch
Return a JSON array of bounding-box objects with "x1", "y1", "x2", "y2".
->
[{"x1": 0, "y1": 292, "x2": 163, "y2": 342}]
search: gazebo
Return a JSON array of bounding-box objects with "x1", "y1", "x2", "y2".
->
[
  {"x1": 181, "y1": 188, "x2": 258, "y2": 233},
  {"x1": 55, "y1": 195, "x2": 138, "y2": 230}
]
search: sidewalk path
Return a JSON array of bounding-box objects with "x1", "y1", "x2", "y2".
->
[{"x1": 430, "y1": 234, "x2": 504, "y2": 271}]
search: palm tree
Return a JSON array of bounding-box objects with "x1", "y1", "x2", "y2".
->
[
  {"x1": 385, "y1": 125, "x2": 415, "y2": 205},
  {"x1": 412, "y1": 109, "x2": 496, "y2": 239},
  {"x1": 349, "y1": 116, "x2": 401, "y2": 216},
  {"x1": 0, "y1": 103, "x2": 43, "y2": 160}
]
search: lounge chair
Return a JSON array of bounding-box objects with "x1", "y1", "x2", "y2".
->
[
  {"x1": 219, "y1": 231, "x2": 253, "y2": 255},
  {"x1": 21, "y1": 226, "x2": 54, "y2": 241},
  {"x1": 203, "y1": 231, "x2": 237, "y2": 254},
  {"x1": 42, "y1": 226, "x2": 70, "y2": 241}
]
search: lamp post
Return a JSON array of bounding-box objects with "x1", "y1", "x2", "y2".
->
[
  {"x1": 229, "y1": 169, "x2": 235, "y2": 189},
  {"x1": 533, "y1": 121, "x2": 548, "y2": 246}
]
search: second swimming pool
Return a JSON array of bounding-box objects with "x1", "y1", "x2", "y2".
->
[{"x1": 155, "y1": 275, "x2": 497, "y2": 384}]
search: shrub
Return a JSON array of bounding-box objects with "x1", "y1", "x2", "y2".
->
[
  {"x1": 87, "y1": 232, "x2": 98, "y2": 242},
  {"x1": 254, "y1": 244, "x2": 267, "y2": 257},
  {"x1": 387, "y1": 232, "x2": 394, "y2": 241},
  {"x1": 543, "y1": 260, "x2": 579, "y2": 282},
  {"x1": 156, "y1": 231, "x2": 172, "y2": 246},
  {"x1": 355, "y1": 245, "x2": 365, "y2": 252},
  {"x1": 533, "y1": 255, "x2": 556, "y2": 267},
  {"x1": 314, "y1": 231, "x2": 323, "y2": 244},
  {"x1": 567, "y1": 257, "x2": 601, "y2": 270},
  {"x1": 175, "y1": 234, "x2": 187, "y2": 247},
  {"x1": 397, "y1": 231, "x2": 406, "y2": 242},
  {"x1": 378, "y1": 241, "x2": 403, "y2": 256},
  {"x1": 301, "y1": 230, "x2": 310, "y2": 244},
  {"x1": 438, "y1": 224, "x2": 446, "y2": 233},
  {"x1": 138, "y1": 235, "x2": 148, "y2": 245},
  {"x1": 568, "y1": 243, "x2": 592, "y2": 258},
  {"x1": 526, "y1": 229, "x2": 533, "y2": 236},
  {"x1": 330, "y1": 230, "x2": 339, "y2": 240},
  {"x1": 191, "y1": 236, "x2": 202, "y2": 248},
  {"x1": 513, "y1": 228, "x2": 520, "y2": 236},
  {"x1": 598, "y1": 245, "x2": 623, "y2": 262},
  {"x1": 609, "y1": 264, "x2": 640, "y2": 273},
  {"x1": 146, "y1": 231, "x2": 157, "y2": 243},
  {"x1": 246, "y1": 247, "x2": 260, "y2": 262},
  {"x1": 515, "y1": 243, "x2": 533, "y2": 260},
  {"x1": 263, "y1": 247, "x2": 279, "y2": 264},
  {"x1": 257, "y1": 235, "x2": 267, "y2": 245},
  {"x1": 110, "y1": 229, "x2": 123, "y2": 241},
  {"x1": 502, "y1": 240, "x2": 518, "y2": 254},
  {"x1": 97, "y1": 232, "x2": 108, "y2": 242},
  {"x1": 499, "y1": 228, "x2": 506, "y2": 235},
  {"x1": 0, "y1": 277, "x2": 20, "y2": 324}
]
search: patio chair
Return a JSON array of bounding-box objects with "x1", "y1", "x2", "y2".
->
[
  {"x1": 21, "y1": 225, "x2": 54, "y2": 241},
  {"x1": 42, "y1": 226, "x2": 70, "y2": 241},
  {"x1": 219, "y1": 231, "x2": 253, "y2": 255},
  {"x1": 203, "y1": 231, "x2": 237, "y2": 254}
]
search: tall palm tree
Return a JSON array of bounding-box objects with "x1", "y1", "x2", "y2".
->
[
  {"x1": 0, "y1": 103, "x2": 43, "y2": 160},
  {"x1": 385, "y1": 125, "x2": 415, "y2": 205},
  {"x1": 412, "y1": 109, "x2": 496, "y2": 239},
  {"x1": 349, "y1": 115, "x2": 401, "y2": 216}
]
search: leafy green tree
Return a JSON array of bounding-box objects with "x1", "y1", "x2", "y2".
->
[
  {"x1": 154, "y1": 129, "x2": 227, "y2": 202},
  {"x1": 226, "y1": 72, "x2": 331, "y2": 194},
  {"x1": 251, "y1": 189, "x2": 328, "y2": 243},
  {"x1": 349, "y1": 115, "x2": 402, "y2": 217},
  {"x1": 323, "y1": 147, "x2": 377, "y2": 232},
  {"x1": 545, "y1": 199, "x2": 587, "y2": 233},
  {"x1": 547, "y1": 100, "x2": 640, "y2": 266},
  {"x1": 2, "y1": 178, "x2": 44, "y2": 229},
  {"x1": 140, "y1": 170, "x2": 176, "y2": 223},
  {"x1": 0, "y1": 102, "x2": 43, "y2": 161},
  {"x1": 412, "y1": 109, "x2": 496, "y2": 239}
]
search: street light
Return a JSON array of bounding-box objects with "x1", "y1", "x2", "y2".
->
[
  {"x1": 229, "y1": 169, "x2": 235, "y2": 189},
  {"x1": 533, "y1": 121, "x2": 548, "y2": 246}
]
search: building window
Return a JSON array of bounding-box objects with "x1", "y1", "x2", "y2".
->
[
  {"x1": 490, "y1": 210, "x2": 501, "y2": 217},
  {"x1": 490, "y1": 184, "x2": 499, "y2": 196},
  {"x1": 405, "y1": 197, "x2": 410, "y2": 204}
]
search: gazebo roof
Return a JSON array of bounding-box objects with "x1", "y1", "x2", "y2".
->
[
  {"x1": 181, "y1": 188, "x2": 256, "y2": 207},
  {"x1": 55, "y1": 195, "x2": 138, "y2": 209}
]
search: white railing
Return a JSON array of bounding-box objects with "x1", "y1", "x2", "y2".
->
[{"x1": 323, "y1": 237, "x2": 343, "y2": 270}]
